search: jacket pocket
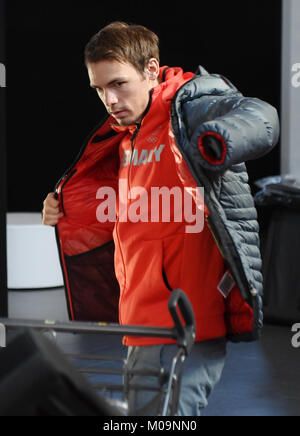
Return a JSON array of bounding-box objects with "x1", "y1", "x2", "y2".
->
[
  {"x1": 162, "y1": 266, "x2": 173, "y2": 292},
  {"x1": 161, "y1": 234, "x2": 185, "y2": 294}
]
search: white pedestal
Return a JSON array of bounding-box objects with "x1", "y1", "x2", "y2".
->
[{"x1": 7, "y1": 213, "x2": 64, "y2": 289}]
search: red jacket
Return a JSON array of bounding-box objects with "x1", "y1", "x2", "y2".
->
[{"x1": 55, "y1": 67, "x2": 255, "y2": 346}]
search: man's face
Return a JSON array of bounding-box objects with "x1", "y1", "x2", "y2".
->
[{"x1": 87, "y1": 59, "x2": 156, "y2": 126}]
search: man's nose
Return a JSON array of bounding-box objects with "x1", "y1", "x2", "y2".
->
[{"x1": 105, "y1": 89, "x2": 118, "y2": 107}]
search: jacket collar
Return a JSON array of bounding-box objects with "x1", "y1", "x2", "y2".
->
[{"x1": 110, "y1": 66, "x2": 195, "y2": 134}]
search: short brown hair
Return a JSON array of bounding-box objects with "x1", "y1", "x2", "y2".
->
[{"x1": 84, "y1": 21, "x2": 160, "y2": 75}]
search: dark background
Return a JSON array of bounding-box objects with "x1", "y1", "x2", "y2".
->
[{"x1": 6, "y1": 0, "x2": 282, "y2": 212}]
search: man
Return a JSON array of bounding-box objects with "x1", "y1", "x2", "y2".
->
[{"x1": 42, "y1": 22, "x2": 280, "y2": 415}]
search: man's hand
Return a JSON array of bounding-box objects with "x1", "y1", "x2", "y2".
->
[{"x1": 42, "y1": 193, "x2": 64, "y2": 226}]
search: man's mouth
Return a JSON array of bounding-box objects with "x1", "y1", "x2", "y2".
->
[{"x1": 112, "y1": 110, "x2": 128, "y2": 118}]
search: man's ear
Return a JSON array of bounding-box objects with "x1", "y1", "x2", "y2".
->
[{"x1": 146, "y1": 58, "x2": 160, "y2": 81}]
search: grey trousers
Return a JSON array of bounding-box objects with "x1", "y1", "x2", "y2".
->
[{"x1": 125, "y1": 337, "x2": 227, "y2": 416}]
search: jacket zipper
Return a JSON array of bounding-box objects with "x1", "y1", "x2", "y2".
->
[
  {"x1": 128, "y1": 124, "x2": 141, "y2": 193},
  {"x1": 57, "y1": 169, "x2": 77, "y2": 215},
  {"x1": 115, "y1": 124, "x2": 141, "y2": 326}
]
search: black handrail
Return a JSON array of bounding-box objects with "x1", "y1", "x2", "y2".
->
[{"x1": 0, "y1": 289, "x2": 196, "y2": 355}]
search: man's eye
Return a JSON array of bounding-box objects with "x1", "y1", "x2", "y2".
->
[{"x1": 116, "y1": 82, "x2": 125, "y2": 88}]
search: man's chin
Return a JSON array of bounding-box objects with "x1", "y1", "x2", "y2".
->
[
  {"x1": 113, "y1": 113, "x2": 141, "y2": 127},
  {"x1": 117, "y1": 118, "x2": 139, "y2": 127}
]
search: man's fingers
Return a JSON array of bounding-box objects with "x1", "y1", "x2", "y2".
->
[
  {"x1": 43, "y1": 192, "x2": 60, "y2": 209},
  {"x1": 42, "y1": 212, "x2": 64, "y2": 226},
  {"x1": 43, "y1": 203, "x2": 60, "y2": 215},
  {"x1": 42, "y1": 192, "x2": 63, "y2": 226}
]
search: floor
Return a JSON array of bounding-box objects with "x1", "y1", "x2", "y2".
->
[
  {"x1": 6, "y1": 287, "x2": 300, "y2": 416},
  {"x1": 203, "y1": 324, "x2": 300, "y2": 416}
]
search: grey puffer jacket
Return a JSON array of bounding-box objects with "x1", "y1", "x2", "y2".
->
[{"x1": 170, "y1": 66, "x2": 280, "y2": 341}]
